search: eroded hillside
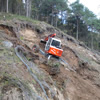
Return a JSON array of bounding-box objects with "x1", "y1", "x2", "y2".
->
[{"x1": 0, "y1": 19, "x2": 100, "y2": 100}]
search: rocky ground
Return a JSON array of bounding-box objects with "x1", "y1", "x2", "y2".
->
[{"x1": 0, "y1": 19, "x2": 100, "y2": 100}]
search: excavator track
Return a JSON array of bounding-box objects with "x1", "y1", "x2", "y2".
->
[
  {"x1": 39, "y1": 47, "x2": 75, "y2": 72},
  {"x1": 59, "y1": 58, "x2": 75, "y2": 72}
]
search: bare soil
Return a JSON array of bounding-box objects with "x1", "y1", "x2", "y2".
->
[{"x1": 0, "y1": 20, "x2": 100, "y2": 100}]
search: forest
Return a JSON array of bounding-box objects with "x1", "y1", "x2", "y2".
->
[{"x1": 0, "y1": 0, "x2": 100, "y2": 51}]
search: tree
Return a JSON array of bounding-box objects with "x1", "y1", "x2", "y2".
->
[
  {"x1": 38, "y1": 0, "x2": 68, "y2": 26},
  {"x1": 26, "y1": 0, "x2": 32, "y2": 17},
  {"x1": 32, "y1": 0, "x2": 45, "y2": 19},
  {"x1": 0, "y1": 0, "x2": 6, "y2": 12},
  {"x1": 70, "y1": 0, "x2": 84, "y2": 40},
  {"x1": 6, "y1": 0, "x2": 8, "y2": 13}
]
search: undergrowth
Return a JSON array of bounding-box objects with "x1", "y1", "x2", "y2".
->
[{"x1": 0, "y1": 12, "x2": 40, "y2": 24}]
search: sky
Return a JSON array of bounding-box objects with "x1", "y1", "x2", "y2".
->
[{"x1": 69, "y1": 0, "x2": 100, "y2": 18}]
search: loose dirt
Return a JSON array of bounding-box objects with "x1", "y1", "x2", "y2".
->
[{"x1": 0, "y1": 20, "x2": 100, "y2": 100}]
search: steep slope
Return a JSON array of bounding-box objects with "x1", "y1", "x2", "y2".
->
[{"x1": 0, "y1": 19, "x2": 100, "y2": 100}]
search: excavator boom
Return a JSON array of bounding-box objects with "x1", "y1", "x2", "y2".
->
[
  {"x1": 44, "y1": 33, "x2": 56, "y2": 41},
  {"x1": 40, "y1": 33, "x2": 56, "y2": 43}
]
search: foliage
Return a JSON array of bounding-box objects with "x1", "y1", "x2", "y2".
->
[
  {"x1": 66, "y1": 0, "x2": 100, "y2": 51},
  {"x1": 47, "y1": 60, "x2": 61, "y2": 68},
  {"x1": 70, "y1": 0, "x2": 84, "y2": 16}
]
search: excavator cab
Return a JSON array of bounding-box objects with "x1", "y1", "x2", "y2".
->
[{"x1": 45, "y1": 38, "x2": 63, "y2": 57}]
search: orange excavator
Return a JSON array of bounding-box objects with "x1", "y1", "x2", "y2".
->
[
  {"x1": 40, "y1": 33, "x2": 63, "y2": 59},
  {"x1": 39, "y1": 33, "x2": 74, "y2": 71},
  {"x1": 31, "y1": 33, "x2": 73, "y2": 71}
]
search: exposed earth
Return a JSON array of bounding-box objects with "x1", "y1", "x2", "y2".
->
[{"x1": 0, "y1": 19, "x2": 100, "y2": 100}]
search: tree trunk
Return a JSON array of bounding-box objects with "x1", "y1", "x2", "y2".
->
[
  {"x1": 51, "y1": 15, "x2": 53, "y2": 26},
  {"x1": 46, "y1": 15, "x2": 49, "y2": 23},
  {"x1": 76, "y1": 18, "x2": 78, "y2": 40},
  {"x1": 26, "y1": 0, "x2": 29, "y2": 17},
  {"x1": 55, "y1": 15, "x2": 58, "y2": 27},
  {"x1": 97, "y1": 33, "x2": 99, "y2": 50},
  {"x1": 91, "y1": 32, "x2": 94, "y2": 50},
  {"x1": 6, "y1": 0, "x2": 8, "y2": 13},
  {"x1": 51, "y1": 7, "x2": 54, "y2": 26},
  {"x1": 26, "y1": 0, "x2": 31, "y2": 17}
]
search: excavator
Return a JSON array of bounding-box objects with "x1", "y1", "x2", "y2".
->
[
  {"x1": 39, "y1": 33, "x2": 75, "y2": 71},
  {"x1": 40, "y1": 33, "x2": 63, "y2": 59},
  {"x1": 38, "y1": 33, "x2": 74, "y2": 71},
  {"x1": 15, "y1": 33, "x2": 74, "y2": 71}
]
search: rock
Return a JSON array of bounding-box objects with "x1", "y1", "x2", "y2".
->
[{"x1": 2, "y1": 41, "x2": 13, "y2": 48}]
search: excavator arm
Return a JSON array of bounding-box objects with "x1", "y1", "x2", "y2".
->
[
  {"x1": 44, "y1": 33, "x2": 56, "y2": 41},
  {"x1": 40, "y1": 33, "x2": 56, "y2": 43}
]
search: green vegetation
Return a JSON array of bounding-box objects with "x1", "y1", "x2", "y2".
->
[
  {"x1": 0, "y1": 74, "x2": 33, "y2": 97},
  {"x1": 47, "y1": 60, "x2": 61, "y2": 68},
  {"x1": 0, "y1": 13, "x2": 40, "y2": 24},
  {"x1": 53, "y1": 62, "x2": 60, "y2": 68},
  {"x1": 0, "y1": 45, "x2": 21, "y2": 64},
  {"x1": 32, "y1": 79, "x2": 37, "y2": 85}
]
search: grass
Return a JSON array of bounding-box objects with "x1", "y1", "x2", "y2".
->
[
  {"x1": 0, "y1": 73, "x2": 34, "y2": 96},
  {"x1": 32, "y1": 79, "x2": 37, "y2": 84},
  {"x1": 47, "y1": 60, "x2": 61, "y2": 68},
  {"x1": 0, "y1": 12, "x2": 40, "y2": 24},
  {"x1": 0, "y1": 44, "x2": 21, "y2": 63},
  {"x1": 20, "y1": 36, "x2": 24, "y2": 40},
  {"x1": 0, "y1": 46, "x2": 37, "y2": 98}
]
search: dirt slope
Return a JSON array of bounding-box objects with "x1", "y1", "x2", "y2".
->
[{"x1": 0, "y1": 19, "x2": 100, "y2": 100}]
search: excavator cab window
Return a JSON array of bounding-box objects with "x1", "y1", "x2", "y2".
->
[
  {"x1": 45, "y1": 38, "x2": 61, "y2": 51},
  {"x1": 51, "y1": 40, "x2": 61, "y2": 48}
]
